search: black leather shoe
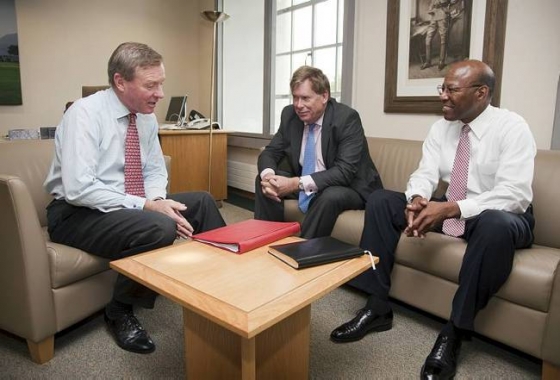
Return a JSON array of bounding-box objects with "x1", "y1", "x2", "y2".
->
[
  {"x1": 104, "y1": 312, "x2": 155, "y2": 354},
  {"x1": 330, "y1": 308, "x2": 393, "y2": 343},
  {"x1": 420, "y1": 333, "x2": 462, "y2": 379}
]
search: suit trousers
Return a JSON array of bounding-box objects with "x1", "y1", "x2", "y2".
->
[
  {"x1": 355, "y1": 189, "x2": 535, "y2": 331},
  {"x1": 254, "y1": 175, "x2": 364, "y2": 238},
  {"x1": 46, "y1": 191, "x2": 226, "y2": 308}
]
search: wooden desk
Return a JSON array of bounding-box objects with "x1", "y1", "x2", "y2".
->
[
  {"x1": 111, "y1": 237, "x2": 375, "y2": 379},
  {"x1": 158, "y1": 129, "x2": 228, "y2": 201}
]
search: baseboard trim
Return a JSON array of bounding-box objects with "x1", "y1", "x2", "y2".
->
[
  {"x1": 228, "y1": 186, "x2": 255, "y2": 200},
  {"x1": 227, "y1": 187, "x2": 255, "y2": 212}
]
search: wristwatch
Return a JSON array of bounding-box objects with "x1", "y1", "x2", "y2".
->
[{"x1": 298, "y1": 177, "x2": 304, "y2": 191}]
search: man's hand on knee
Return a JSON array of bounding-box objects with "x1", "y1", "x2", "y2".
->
[
  {"x1": 144, "y1": 199, "x2": 194, "y2": 238},
  {"x1": 404, "y1": 197, "x2": 428, "y2": 238},
  {"x1": 268, "y1": 175, "x2": 298, "y2": 198},
  {"x1": 260, "y1": 176, "x2": 281, "y2": 202}
]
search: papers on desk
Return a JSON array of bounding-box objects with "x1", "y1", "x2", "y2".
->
[
  {"x1": 159, "y1": 124, "x2": 184, "y2": 130},
  {"x1": 158, "y1": 122, "x2": 222, "y2": 130}
]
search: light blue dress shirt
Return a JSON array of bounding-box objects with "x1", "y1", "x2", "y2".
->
[{"x1": 44, "y1": 88, "x2": 168, "y2": 212}]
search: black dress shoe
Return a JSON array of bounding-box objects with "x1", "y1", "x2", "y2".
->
[
  {"x1": 104, "y1": 312, "x2": 155, "y2": 354},
  {"x1": 330, "y1": 308, "x2": 393, "y2": 343},
  {"x1": 420, "y1": 333, "x2": 462, "y2": 379}
]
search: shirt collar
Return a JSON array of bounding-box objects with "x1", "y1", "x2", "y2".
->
[
  {"x1": 463, "y1": 104, "x2": 494, "y2": 139},
  {"x1": 307, "y1": 114, "x2": 325, "y2": 128},
  {"x1": 107, "y1": 87, "x2": 133, "y2": 121}
]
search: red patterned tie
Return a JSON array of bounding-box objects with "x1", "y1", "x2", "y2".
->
[
  {"x1": 442, "y1": 125, "x2": 471, "y2": 237},
  {"x1": 124, "y1": 113, "x2": 145, "y2": 197}
]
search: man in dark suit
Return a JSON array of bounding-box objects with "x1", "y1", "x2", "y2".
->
[{"x1": 254, "y1": 66, "x2": 382, "y2": 238}]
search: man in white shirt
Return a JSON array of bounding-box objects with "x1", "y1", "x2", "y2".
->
[
  {"x1": 44, "y1": 42, "x2": 225, "y2": 354},
  {"x1": 330, "y1": 60, "x2": 536, "y2": 379}
]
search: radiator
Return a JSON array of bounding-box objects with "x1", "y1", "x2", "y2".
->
[{"x1": 227, "y1": 161, "x2": 258, "y2": 193}]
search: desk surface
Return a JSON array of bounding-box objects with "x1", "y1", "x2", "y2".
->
[
  {"x1": 158, "y1": 128, "x2": 229, "y2": 135},
  {"x1": 111, "y1": 237, "x2": 373, "y2": 338}
]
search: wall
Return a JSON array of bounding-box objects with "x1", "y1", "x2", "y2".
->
[
  {"x1": 353, "y1": 0, "x2": 560, "y2": 149},
  {"x1": 228, "y1": 0, "x2": 560, "y2": 192},
  {"x1": 0, "y1": 0, "x2": 214, "y2": 135},
  {"x1": 4, "y1": 1, "x2": 559, "y2": 189}
]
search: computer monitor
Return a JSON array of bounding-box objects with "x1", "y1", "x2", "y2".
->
[{"x1": 165, "y1": 95, "x2": 187, "y2": 123}]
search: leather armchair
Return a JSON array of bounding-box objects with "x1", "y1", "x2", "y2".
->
[{"x1": 0, "y1": 139, "x2": 171, "y2": 363}]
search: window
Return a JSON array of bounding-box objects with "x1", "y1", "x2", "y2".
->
[{"x1": 221, "y1": 0, "x2": 353, "y2": 138}]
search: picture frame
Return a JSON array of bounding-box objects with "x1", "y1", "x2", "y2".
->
[
  {"x1": 0, "y1": 0, "x2": 22, "y2": 105},
  {"x1": 384, "y1": 0, "x2": 508, "y2": 113}
]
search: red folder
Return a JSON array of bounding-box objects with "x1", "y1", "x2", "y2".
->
[{"x1": 192, "y1": 219, "x2": 301, "y2": 254}]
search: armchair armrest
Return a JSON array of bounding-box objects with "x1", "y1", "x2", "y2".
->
[
  {"x1": 542, "y1": 254, "x2": 560, "y2": 367},
  {"x1": 164, "y1": 155, "x2": 171, "y2": 193},
  {"x1": 0, "y1": 175, "x2": 56, "y2": 343}
]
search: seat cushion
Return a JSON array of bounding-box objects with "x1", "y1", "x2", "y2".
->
[
  {"x1": 43, "y1": 228, "x2": 111, "y2": 288},
  {"x1": 395, "y1": 235, "x2": 560, "y2": 313}
]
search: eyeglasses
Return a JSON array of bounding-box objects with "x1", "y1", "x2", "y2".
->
[{"x1": 437, "y1": 84, "x2": 483, "y2": 95}]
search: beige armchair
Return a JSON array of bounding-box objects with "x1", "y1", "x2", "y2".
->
[{"x1": 0, "y1": 139, "x2": 170, "y2": 363}]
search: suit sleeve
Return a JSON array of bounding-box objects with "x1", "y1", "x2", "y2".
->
[
  {"x1": 312, "y1": 108, "x2": 367, "y2": 190},
  {"x1": 258, "y1": 106, "x2": 297, "y2": 174}
]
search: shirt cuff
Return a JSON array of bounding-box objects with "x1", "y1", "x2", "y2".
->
[
  {"x1": 145, "y1": 189, "x2": 167, "y2": 201},
  {"x1": 123, "y1": 194, "x2": 146, "y2": 210},
  {"x1": 299, "y1": 175, "x2": 318, "y2": 195},
  {"x1": 260, "y1": 168, "x2": 275, "y2": 180},
  {"x1": 405, "y1": 190, "x2": 427, "y2": 203},
  {"x1": 457, "y1": 199, "x2": 479, "y2": 219}
]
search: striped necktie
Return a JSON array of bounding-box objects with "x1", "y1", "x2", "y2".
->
[
  {"x1": 442, "y1": 124, "x2": 471, "y2": 237},
  {"x1": 298, "y1": 123, "x2": 316, "y2": 213},
  {"x1": 124, "y1": 113, "x2": 146, "y2": 197}
]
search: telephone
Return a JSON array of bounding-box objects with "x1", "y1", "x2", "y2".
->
[
  {"x1": 186, "y1": 118, "x2": 211, "y2": 129},
  {"x1": 188, "y1": 109, "x2": 206, "y2": 122},
  {"x1": 185, "y1": 110, "x2": 220, "y2": 129},
  {"x1": 159, "y1": 108, "x2": 216, "y2": 131}
]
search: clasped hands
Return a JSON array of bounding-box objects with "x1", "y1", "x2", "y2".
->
[
  {"x1": 260, "y1": 174, "x2": 299, "y2": 202},
  {"x1": 404, "y1": 197, "x2": 459, "y2": 238},
  {"x1": 144, "y1": 198, "x2": 194, "y2": 239}
]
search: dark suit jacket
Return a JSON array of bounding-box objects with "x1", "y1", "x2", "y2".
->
[{"x1": 258, "y1": 98, "x2": 382, "y2": 201}]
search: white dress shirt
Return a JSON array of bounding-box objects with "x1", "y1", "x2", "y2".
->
[
  {"x1": 44, "y1": 88, "x2": 168, "y2": 212},
  {"x1": 405, "y1": 105, "x2": 536, "y2": 219}
]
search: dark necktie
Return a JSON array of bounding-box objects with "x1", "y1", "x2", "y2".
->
[
  {"x1": 298, "y1": 123, "x2": 316, "y2": 213},
  {"x1": 124, "y1": 113, "x2": 145, "y2": 197},
  {"x1": 442, "y1": 124, "x2": 471, "y2": 237}
]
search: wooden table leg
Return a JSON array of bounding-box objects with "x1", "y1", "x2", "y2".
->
[{"x1": 184, "y1": 306, "x2": 310, "y2": 379}]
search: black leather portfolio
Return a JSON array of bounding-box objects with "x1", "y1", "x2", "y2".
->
[{"x1": 268, "y1": 236, "x2": 365, "y2": 269}]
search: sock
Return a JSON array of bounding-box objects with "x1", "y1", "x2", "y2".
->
[{"x1": 105, "y1": 299, "x2": 133, "y2": 319}]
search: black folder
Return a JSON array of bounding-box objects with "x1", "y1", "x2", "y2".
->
[{"x1": 268, "y1": 236, "x2": 365, "y2": 269}]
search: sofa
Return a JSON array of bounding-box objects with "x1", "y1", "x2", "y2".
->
[
  {"x1": 0, "y1": 139, "x2": 170, "y2": 364},
  {"x1": 284, "y1": 137, "x2": 560, "y2": 379}
]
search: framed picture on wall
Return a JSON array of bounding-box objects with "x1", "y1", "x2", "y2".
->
[
  {"x1": 384, "y1": 0, "x2": 508, "y2": 113},
  {"x1": 0, "y1": 0, "x2": 22, "y2": 105}
]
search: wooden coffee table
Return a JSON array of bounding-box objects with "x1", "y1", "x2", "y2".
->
[{"x1": 110, "y1": 237, "x2": 375, "y2": 379}]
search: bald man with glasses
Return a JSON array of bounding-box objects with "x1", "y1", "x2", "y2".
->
[{"x1": 330, "y1": 60, "x2": 536, "y2": 379}]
